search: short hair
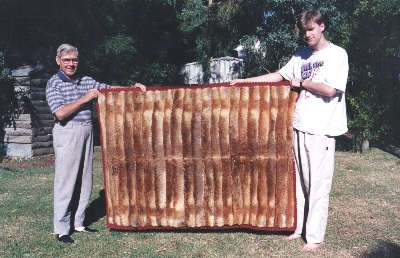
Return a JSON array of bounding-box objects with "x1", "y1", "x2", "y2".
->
[
  {"x1": 297, "y1": 10, "x2": 328, "y2": 31},
  {"x1": 57, "y1": 44, "x2": 79, "y2": 57}
]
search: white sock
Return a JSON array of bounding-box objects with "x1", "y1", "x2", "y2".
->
[{"x1": 75, "y1": 227, "x2": 85, "y2": 231}]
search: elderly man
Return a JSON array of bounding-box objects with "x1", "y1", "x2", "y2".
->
[
  {"x1": 231, "y1": 10, "x2": 348, "y2": 250},
  {"x1": 46, "y1": 43, "x2": 146, "y2": 244}
]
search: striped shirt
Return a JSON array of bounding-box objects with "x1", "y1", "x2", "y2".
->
[{"x1": 46, "y1": 70, "x2": 110, "y2": 123}]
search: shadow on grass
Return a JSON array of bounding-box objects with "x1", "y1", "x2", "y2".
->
[
  {"x1": 0, "y1": 166, "x2": 18, "y2": 172},
  {"x1": 109, "y1": 227, "x2": 294, "y2": 238},
  {"x1": 370, "y1": 139, "x2": 400, "y2": 159},
  {"x1": 360, "y1": 240, "x2": 400, "y2": 258},
  {"x1": 84, "y1": 189, "x2": 106, "y2": 226},
  {"x1": 335, "y1": 135, "x2": 354, "y2": 152},
  {"x1": 335, "y1": 134, "x2": 400, "y2": 159}
]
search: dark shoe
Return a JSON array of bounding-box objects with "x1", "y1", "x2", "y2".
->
[
  {"x1": 57, "y1": 235, "x2": 74, "y2": 244},
  {"x1": 75, "y1": 227, "x2": 98, "y2": 233}
]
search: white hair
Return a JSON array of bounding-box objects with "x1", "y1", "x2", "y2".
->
[{"x1": 57, "y1": 44, "x2": 79, "y2": 57}]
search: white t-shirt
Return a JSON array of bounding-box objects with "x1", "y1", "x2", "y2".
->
[{"x1": 279, "y1": 43, "x2": 349, "y2": 136}]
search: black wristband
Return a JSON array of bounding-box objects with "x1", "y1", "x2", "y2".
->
[{"x1": 300, "y1": 79, "x2": 304, "y2": 89}]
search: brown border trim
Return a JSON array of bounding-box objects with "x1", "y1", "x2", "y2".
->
[
  {"x1": 98, "y1": 81, "x2": 291, "y2": 94},
  {"x1": 106, "y1": 222, "x2": 296, "y2": 232},
  {"x1": 96, "y1": 81, "x2": 297, "y2": 233}
]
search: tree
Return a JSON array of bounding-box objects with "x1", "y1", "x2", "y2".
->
[
  {"x1": 178, "y1": 0, "x2": 266, "y2": 76},
  {"x1": 237, "y1": 0, "x2": 358, "y2": 77},
  {"x1": 343, "y1": 0, "x2": 400, "y2": 150},
  {"x1": 0, "y1": 52, "x2": 18, "y2": 145},
  {"x1": 1, "y1": 0, "x2": 399, "y2": 153},
  {"x1": 0, "y1": 0, "x2": 187, "y2": 86}
]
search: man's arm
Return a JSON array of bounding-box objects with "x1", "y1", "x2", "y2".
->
[
  {"x1": 54, "y1": 89, "x2": 100, "y2": 121},
  {"x1": 54, "y1": 83, "x2": 147, "y2": 121},
  {"x1": 230, "y1": 72, "x2": 284, "y2": 85},
  {"x1": 110, "y1": 83, "x2": 146, "y2": 91},
  {"x1": 290, "y1": 78, "x2": 337, "y2": 97}
]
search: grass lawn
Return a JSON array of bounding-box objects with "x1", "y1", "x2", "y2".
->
[{"x1": 0, "y1": 146, "x2": 399, "y2": 258}]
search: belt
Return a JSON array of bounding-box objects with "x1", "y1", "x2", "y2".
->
[{"x1": 55, "y1": 121, "x2": 92, "y2": 126}]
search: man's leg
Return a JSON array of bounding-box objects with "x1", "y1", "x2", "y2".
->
[
  {"x1": 284, "y1": 130, "x2": 309, "y2": 240},
  {"x1": 53, "y1": 123, "x2": 85, "y2": 235},
  {"x1": 73, "y1": 123, "x2": 94, "y2": 229},
  {"x1": 303, "y1": 134, "x2": 336, "y2": 246}
]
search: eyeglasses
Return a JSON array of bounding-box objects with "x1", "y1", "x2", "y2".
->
[{"x1": 59, "y1": 58, "x2": 79, "y2": 64}]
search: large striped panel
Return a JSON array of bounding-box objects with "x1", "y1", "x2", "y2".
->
[{"x1": 97, "y1": 83, "x2": 298, "y2": 231}]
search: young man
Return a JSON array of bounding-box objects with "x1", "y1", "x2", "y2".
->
[
  {"x1": 46, "y1": 44, "x2": 146, "y2": 244},
  {"x1": 230, "y1": 10, "x2": 348, "y2": 250}
]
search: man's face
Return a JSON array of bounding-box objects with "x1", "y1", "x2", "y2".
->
[
  {"x1": 56, "y1": 51, "x2": 79, "y2": 80},
  {"x1": 301, "y1": 22, "x2": 325, "y2": 49}
]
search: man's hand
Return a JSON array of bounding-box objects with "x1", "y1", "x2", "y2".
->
[
  {"x1": 110, "y1": 83, "x2": 146, "y2": 91},
  {"x1": 84, "y1": 89, "x2": 101, "y2": 102},
  {"x1": 132, "y1": 83, "x2": 146, "y2": 92},
  {"x1": 230, "y1": 78, "x2": 246, "y2": 85}
]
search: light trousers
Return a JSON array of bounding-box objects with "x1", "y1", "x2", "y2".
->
[
  {"x1": 53, "y1": 121, "x2": 94, "y2": 235},
  {"x1": 292, "y1": 130, "x2": 336, "y2": 244}
]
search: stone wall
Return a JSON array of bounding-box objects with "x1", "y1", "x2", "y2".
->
[{"x1": 2, "y1": 67, "x2": 54, "y2": 157}]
